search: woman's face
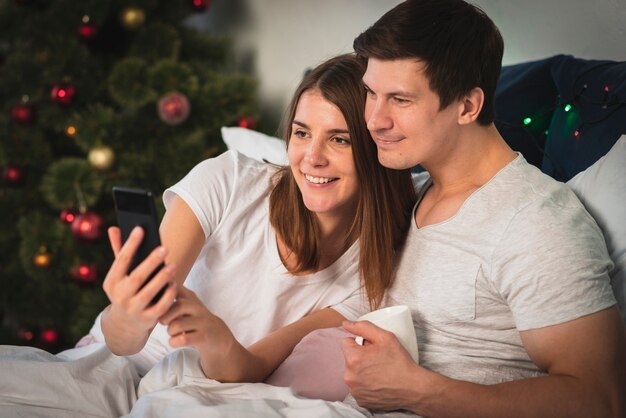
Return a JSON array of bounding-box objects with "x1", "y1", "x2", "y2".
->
[{"x1": 288, "y1": 89, "x2": 359, "y2": 224}]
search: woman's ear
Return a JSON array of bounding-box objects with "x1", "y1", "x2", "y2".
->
[{"x1": 458, "y1": 87, "x2": 484, "y2": 125}]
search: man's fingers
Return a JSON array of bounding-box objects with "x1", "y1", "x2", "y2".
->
[{"x1": 342, "y1": 319, "x2": 387, "y2": 344}]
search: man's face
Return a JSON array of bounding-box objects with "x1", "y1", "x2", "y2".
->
[{"x1": 363, "y1": 58, "x2": 462, "y2": 170}]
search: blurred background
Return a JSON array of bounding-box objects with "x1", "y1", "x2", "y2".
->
[
  {"x1": 1, "y1": 0, "x2": 624, "y2": 351},
  {"x1": 198, "y1": 0, "x2": 626, "y2": 130}
]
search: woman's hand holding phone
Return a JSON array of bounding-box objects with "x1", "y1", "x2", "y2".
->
[{"x1": 102, "y1": 226, "x2": 178, "y2": 338}]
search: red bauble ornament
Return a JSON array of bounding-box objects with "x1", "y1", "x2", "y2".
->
[
  {"x1": 17, "y1": 328, "x2": 34, "y2": 342},
  {"x1": 157, "y1": 91, "x2": 191, "y2": 126},
  {"x1": 71, "y1": 212, "x2": 104, "y2": 240},
  {"x1": 40, "y1": 329, "x2": 59, "y2": 344},
  {"x1": 51, "y1": 82, "x2": 76, "y2": 106},
  {"x1": 191, "y1": 0, "x2": 211, "y2": 11},
  {"x1": 237, "y1": 116, "x2": 256, "y2": 130},
  {"x1": 10, "y1": 103, "x2": 36, "y2": 125},
  {"x1": 2, "y1": 165, "x2": 25, "y2": 186},
  {"x1": 71, "y1": 263, "x2": 98, "y2": 284},
  {"x1": 60, "y1": 209, "x2": 77, "y2": 224},
  {"x1": 78, "y1": 21, "x2": 98, "y2": 41}
]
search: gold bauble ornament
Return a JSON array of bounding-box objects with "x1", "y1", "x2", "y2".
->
[
  {"x1": 119, "y1": 7, "x2": 146, "y2": 31},
  {"x1": 33, "y1": 247, "x2": 52, "y2": 268},
  {"x1": 88, "y1": 145, "x2": 115, "y2": 171}
]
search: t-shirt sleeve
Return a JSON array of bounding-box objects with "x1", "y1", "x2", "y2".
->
[
  {"x1": 329, "y1": 287, "x2": 369, "y2": 321},
  {"x1": 163, "y1": 150, "x2": 239, "y2": 239},
  {"x1": 491, "y1": 196, "x2": 616, "y2": 331}
]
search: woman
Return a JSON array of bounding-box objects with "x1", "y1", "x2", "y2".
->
[
  {"x1": 103, "y1": 54, "x2": 417, "y2": 384},
  {"x1": 0, "y1": 54, "x2": 416, "y2": 416}
]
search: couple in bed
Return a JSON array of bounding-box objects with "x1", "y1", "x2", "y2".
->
[{"x1": 2, "y1": 0, "x2": 625, "y2": 417}]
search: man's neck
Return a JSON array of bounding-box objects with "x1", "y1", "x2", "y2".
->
[
  {"x1": 414, "y1": 124, "x2": 517, "y2": 228},
  {"x1": 423, "y1": 124, "x2": 517, "y2": 192}
]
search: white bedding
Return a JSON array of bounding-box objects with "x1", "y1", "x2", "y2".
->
[{"x1": 0, "y1": 344, "x2": 370, "y2": 418}]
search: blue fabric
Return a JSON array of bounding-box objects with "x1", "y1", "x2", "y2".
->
[
  {"x1": 542, "y1": 56, "x2": 626, "y2": 181},
  {"x1": 495, "y1": 55, "x2": 563, "y2": 168},
  {"x1": 495, "y1": 55, "x2": 625, "y2": 182}
]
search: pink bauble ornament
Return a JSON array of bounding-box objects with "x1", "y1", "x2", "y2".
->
[
  {"x1": 157, "y1": 91, "x2": 191, "y2": 126},
  {"x1": 71, "y1": 212, "x2": 103, "y2": 240}
]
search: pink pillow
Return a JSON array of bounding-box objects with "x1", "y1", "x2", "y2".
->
[{"x1": 265, "y1": 327, "x2": 353, "y2": 401}]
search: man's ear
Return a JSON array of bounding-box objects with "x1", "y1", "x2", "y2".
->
[{"x1": 458, "y1": 87, "x2": 484, "y2": 125}]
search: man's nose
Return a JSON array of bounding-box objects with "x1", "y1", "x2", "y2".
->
[{"x1": 366, "y1": 99, "x2": 392, "y2": 132}]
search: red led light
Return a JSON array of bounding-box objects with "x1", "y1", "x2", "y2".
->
[{"x1": 41, "y1": 329, "x2": 58, "y2": 344}]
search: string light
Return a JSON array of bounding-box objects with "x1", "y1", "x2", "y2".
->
[
  {"x1": 564, "y1": 104, "x2": 572, "y2": 112},
  {"x1": 523, "y1": 117, "x2": 532, "y2": 125}
]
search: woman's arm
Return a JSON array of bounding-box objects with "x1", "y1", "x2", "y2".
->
[
  {"x1": 160, "y1": 288, "x2": 346, "y2": 382},
  {"x1": 101, "y1": 195, "x2": 205, "y2": 355}
]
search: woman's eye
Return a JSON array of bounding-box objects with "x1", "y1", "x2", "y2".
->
[
  {"x1": 293, "y1": 130, "x2": 307, "y2": 138},
  {"x1": 332, "y1": 136, "x2": 350, "y2": 145}
]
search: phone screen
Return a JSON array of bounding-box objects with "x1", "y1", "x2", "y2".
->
[{"x1": 112, "y1": 187, "x2": 165, "y2": 304}]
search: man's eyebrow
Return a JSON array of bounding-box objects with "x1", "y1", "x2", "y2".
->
[{"x1": 362, "y1": 81, "x2": 416, "y2": 98}]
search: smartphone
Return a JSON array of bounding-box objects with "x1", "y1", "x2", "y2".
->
[{"x1": 112, "y1": 186, "x2": 165, "y2": 304}]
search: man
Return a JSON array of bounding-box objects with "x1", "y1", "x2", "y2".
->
[{"x1": 341, "y1": 0, "x2": 626, "y2": 416}]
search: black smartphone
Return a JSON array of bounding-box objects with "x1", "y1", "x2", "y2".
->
[{"x1": 112, "y1": 186, "x2": 166, "y2": 304}]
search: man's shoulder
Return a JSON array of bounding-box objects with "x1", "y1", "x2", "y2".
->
[{"x1": 491, "y1": 156, "x2": 583, "y2": 214}]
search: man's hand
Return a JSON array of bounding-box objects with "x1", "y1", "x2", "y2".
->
[{"x1": 342, "y1": 320, "x2": 436, "y2": 412}]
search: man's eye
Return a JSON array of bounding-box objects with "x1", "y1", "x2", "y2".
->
[{"x1": 393, "y1": 97, "x2": 409, "y2": 104}]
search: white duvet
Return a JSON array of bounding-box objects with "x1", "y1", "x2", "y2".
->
[{"x1": 0, "y1": 344, "x2": 370, "y2": 418}]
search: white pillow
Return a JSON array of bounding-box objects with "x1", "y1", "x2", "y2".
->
[
  {"x1": 221, "y1": 126, "x2": 288, "y2": 166},
  {"x1": 567, "y1": 135, "x2": 626, "y2": 324}
]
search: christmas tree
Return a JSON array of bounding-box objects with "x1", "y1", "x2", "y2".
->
[{"x1": 0, "y1": 0, "x2": 258, "y2": 352}]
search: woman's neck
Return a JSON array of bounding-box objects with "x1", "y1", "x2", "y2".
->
[{"x1": 277, "y1": 212, "x2": 357, "y2": 275}]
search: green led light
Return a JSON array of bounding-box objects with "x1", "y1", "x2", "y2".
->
[
  {"x1": 523, "y1": 117, "x2": 532, "y2": 125},
  {"x1": 544, "y1": 130, "x2": 549, "y2": 136},
  {"x1": 564, "y1": 104, "x2": 572, "y2": 112}
]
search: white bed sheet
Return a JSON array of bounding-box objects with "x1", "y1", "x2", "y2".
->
[{"x1": 0, "y1": 344, "x2": 371, "y2": 418}]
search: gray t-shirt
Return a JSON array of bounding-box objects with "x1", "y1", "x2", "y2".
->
[{"x1": 386, "y1": 154, "x2": 616, "y2": 385}]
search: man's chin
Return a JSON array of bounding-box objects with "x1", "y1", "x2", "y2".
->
[{"x1": 377, "y1": 150, "x2": 416, "y2": 170}]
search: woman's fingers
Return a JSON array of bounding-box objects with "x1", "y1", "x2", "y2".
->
[
  {"x1": 107, "y1": 226, "x2": 123, "y2": 256},
  {"x1": 107, "y1": 226, "x2": 145, "y2": 284}
]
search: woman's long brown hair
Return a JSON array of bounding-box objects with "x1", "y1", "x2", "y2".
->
[{"x1": 269, "y1": 54, "x2": 416, "y2": 309}]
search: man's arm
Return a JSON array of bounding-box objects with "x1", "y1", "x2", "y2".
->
[{"x1": 342, "y1": 306, "x2": 626, "y2": 418}]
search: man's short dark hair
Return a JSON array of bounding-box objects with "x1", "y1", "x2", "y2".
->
[{"x1": 353, "y1": 0, "x2": 504, "y2": 125}]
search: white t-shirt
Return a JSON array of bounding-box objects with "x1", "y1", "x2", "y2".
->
[
  {"x1": 91, "y1": 150, "x2": 367, "y2": 373},
  {"x1": 162, "y1": 150, "x2": 368, "y2": 344},
  {"x1": 387, "y1": 154, "x2": 616, "y2": 385}
]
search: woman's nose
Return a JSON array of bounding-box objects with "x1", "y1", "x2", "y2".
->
[{"x1": 305, "y1": 138, "x2": 328, "y2": 166}]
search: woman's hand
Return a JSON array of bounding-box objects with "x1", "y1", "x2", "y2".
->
[
  {"x1": 101, "y1": 226, "x2": 178, "y2": 351},
  {"x1": 159, "y1": 286, "x2": 241, "y2": 378}
]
